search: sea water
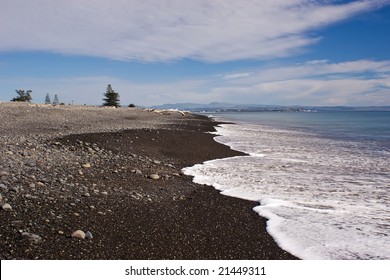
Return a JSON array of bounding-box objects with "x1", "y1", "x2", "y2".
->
[{"x1": 182, "y1": 111, "x2": 390, "y2": 260}]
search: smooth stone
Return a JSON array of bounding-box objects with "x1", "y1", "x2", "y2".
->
[
  {"x1": 0, "y1": 193, "x2": 2, "y2": 203},
  {"x1": 101, "y1": 191, "x2": 108, "y2": 195},
  {"x1": 10, "y1": 187, "x2": 19, "y2": 193},
  {"x1": 83, "y1": 193, "x2": 91, "y2": 197},
  {"x1": 71, "y1": 230, "x2": 85, "y2": 239},
  {"x1": 85, "y1": 231, "x2": 93, "y2": 240},
  {"x1": 0, "y1": 183, "x2": 7, "y2": 191},
  {"x1": 135, "y1": 169, "x2": 142, "y2": 175},
  {"x1": 2, "y1": 203, "x2": 12, "y2": 211},
  {"x1": 82, "y1": 163, "x2": 91, "y2": 168},
  {"x1": 149, "y1": 174, "x2": 160, "y2": 180},
  {"x1": 21, "y1": 232, "x2": 42, "y2": 243}
]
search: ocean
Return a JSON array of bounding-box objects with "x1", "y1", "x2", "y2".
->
[{"x1": 182, "y1": 111, "x2": 390, "y2": 260}]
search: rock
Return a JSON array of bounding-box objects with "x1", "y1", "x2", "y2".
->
[
  {"x1": 153, "y1": 160, "x2": 161, "y2": 165},
  {"x1": 135, "y1": 169, "x2": 142, "y2": 176},
  {"x1": 71, "y1": 230, "x2": 85, "y2": 239},
  {"x1": 10, "y1": 187, "x2": 19, "y2": 193},
  {"x1": 0, "y1": 183, "x2": 7, "y2": 191},
  {"x1": 149, "y1": 174, "x2": 160, "y2": 180},
  {"x1": 85, "y1": 231, "x2": 93, "y2": 240},
  {"x1": 83, "y1": 192, "x2": 90, "y2": 197},
  {"x1": 2, "y1": 203, "x2": 12, "y2": 211},
  {"x1": 101, "y1": 191, "x2": 108, "y2": 195},
  {"x1": 82, "y1": 163, "x2": 91, "y2": 168},
  {"x1": 36, "y1": 182, "x2": 45, "y2": 187},
  {"x1": 0, "y1": 171, "x2": 9, "y2": 177},
  {"x1": 11, "y1": 220, "x2": 23, "y2": 226},
  {"x1": 21, "y1": 232, "x2": 42, "y2": 243},
  {"x1": 0, "y1": 193, "x2": 2, "y2": 203}
]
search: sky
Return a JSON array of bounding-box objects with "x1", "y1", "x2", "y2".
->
[{"x1": 1, "y1": 0, "x2": 390, "y2": 106}]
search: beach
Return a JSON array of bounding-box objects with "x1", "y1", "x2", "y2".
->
[{"x1": 0, "y1": 102, "x2": 297, "y2": 260}]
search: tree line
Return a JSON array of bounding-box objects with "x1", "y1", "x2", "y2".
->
[{"x1": 10, "y1": 84, "x2": 135, "y2": 107}]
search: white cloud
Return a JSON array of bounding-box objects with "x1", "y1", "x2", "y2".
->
[
  {"x1": 212, "y1": 60, "x2": 390, "y2": 105},
  {"x1": 1, "y1": 0, "x2": 389, "y2": 62},
  {"x1": 223, "y1": 72, "x2": 253, "y2": 80},
  {"x1": 2, "y1": 59, "x2": 389, "y2": 106}
]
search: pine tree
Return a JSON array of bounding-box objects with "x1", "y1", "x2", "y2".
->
[
  {"x1": 103, "y1": 84, "x2": 120, "y2": 107},
  {"x1": 45, "y1": 93, "x2": 51, "y2": 104},
  {"x1": 11, "y1": 90, "x2": 32, "y2": 102},
  {"x1": 53, "y1": 94, "x2": 59, "y2": 105}
]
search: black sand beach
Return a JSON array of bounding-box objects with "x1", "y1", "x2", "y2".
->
[{"x1": 0, "y1": 103, "x2": 298, "y2": 259}]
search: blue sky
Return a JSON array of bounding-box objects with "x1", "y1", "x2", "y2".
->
[{"x1": 1, "y1": 0, "x2": 390, "y2": 106}]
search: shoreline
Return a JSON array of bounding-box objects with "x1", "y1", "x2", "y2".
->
[{"x1": 0, "y1": 103, "x2": 298, "y2": 260}]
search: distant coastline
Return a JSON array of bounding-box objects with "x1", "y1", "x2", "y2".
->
[{"x1": 152, "y1": 102, "x2": 390, "y2": 113}]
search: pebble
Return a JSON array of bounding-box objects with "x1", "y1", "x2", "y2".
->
[
  {"x1": 85, "y1": 231, "x2": 93, "y2": 240},
  {"x1": 83, "y1": 192, "x2": 91, "y2": 197},
  {"x1": 2, "y1": 203, "x2": 12, "y2": 211},
  {"x1": 0, "y1": 183, "x2": 7, "y2": 191},
  {"x1": 0, "y1": 193, "x2": 2, "y2": 203},
  {"x1": 21, "y1": 232, "x2": 42, "y2": 243},
  {"x1": 82, "y1": 163, "x2": 91, "y2": 168},
  {"x1": 0, "y1": 171, "x2": 9, "y2": 177},
  {"x1": 149, "y1": 174, "x2": 160, "y2": 180},
  {"x1": 71, "y1": 230, "x2": 85, "y2": 239},
  {"x1": 101, "y1": 191, "x2": 108, "y2": 195},
  {"x1": 10, "y1": 187, "x2": 19, "y2": 193}
]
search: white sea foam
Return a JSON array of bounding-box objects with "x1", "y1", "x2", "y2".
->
[{"x1": 183, "y1": 122, "x2": 390, "y2": 260}]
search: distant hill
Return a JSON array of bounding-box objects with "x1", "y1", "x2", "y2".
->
[
  {"x1": 152, "y1": 102, "x2": 283, "y2": 112},
  {"x1": 152, "y1": 102, "x2": 390, "y2": 112}
]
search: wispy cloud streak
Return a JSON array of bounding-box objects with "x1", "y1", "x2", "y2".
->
[{"x1": 1, "y1": 0, "x2": 389, "y2": 62}]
